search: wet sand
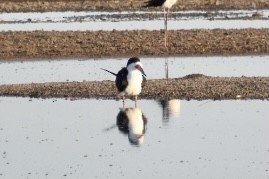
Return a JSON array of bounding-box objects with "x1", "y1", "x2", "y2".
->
[
  {"x1": 0, "y1": 0, "x2": 268, "y2": 12},
  {"x1": 0, "y1": 75, "x2": 268, "y2": 100},
  {"x1": 1, "y1": 29, "x2": 268, "y2": 60}
]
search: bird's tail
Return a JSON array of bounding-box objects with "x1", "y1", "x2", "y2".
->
[{"x1": 100, "y1": 68, "x2": 117, "y2": 76}]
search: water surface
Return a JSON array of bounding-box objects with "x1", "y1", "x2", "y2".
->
[
  {"x1": 0, "y1": 97, "x2": 268, "y2": 178},
  {"x1": 0, "y1": 55, "x2": 268, "y2": 84},
  {"x1": 0, "y1": 10, "x2": 268, "y2": 23},
  {"x1": 0, "y1": 19, "x2": 268, "y2": 31},
  {"x1": 0, "y1": 10, "x2": 268, "y2": 31}
]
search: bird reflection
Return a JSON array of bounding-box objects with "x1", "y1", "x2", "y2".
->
[
  {"x1": 116, "y1": 107, "x2": 147, "y2": 145},
  {"x1": 157, "y1": 99, "x2": 181, "y2": 123}
]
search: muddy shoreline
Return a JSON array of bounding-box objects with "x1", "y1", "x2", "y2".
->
[
  {"x1": 0, "y1": 0, "x2": 268, "y2": 12},
  {"x1": 0, "y1": 2, "x2": 268, "y2": 101},
  {"x1": 0, "y1": 76, "x2": 268, "y2": 100},
  {"x1": 1, "y1": 29, "x2": 268, "y2": 60}
]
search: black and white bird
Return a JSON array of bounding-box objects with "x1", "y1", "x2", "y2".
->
[
  {"x1": 101, "y1": 57, "x2": 146, "y2": 106},
  {"x1": 117, "y1": 107, "x2": 147, "y2": 145},
  {"x1": 144, "y1": 0, "x2": 178, "y2": 47}
]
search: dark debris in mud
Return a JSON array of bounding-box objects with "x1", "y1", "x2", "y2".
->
[{"x1": 0, "y1": 76, "x2": 268, "y2": 100}]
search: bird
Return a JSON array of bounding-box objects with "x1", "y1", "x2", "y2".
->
[
  {"x1": 101, "y1": 57, "x2": 146, "y2": 106},
  {"x1": 116, "y1": 107, "x2": 147, "y2": 145},
  {"x1": 157, "y1": 98, "x2": 181, "y2": 123},
  {"x1": 144, "y1": 0, "x2": 178, "y2": 47}
]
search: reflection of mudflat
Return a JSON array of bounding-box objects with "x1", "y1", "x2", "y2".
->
[
  {"x1": 117, "y1": 107, "x2": 147, "y2": 145},
  {"x1": 158, "y1": 99, "x2": 181, "y2": 123}
]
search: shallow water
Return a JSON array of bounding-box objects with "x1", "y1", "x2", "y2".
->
[
  {"x1": 0, "y1": 10, "x2": 268, "y2": 23},
  {"x1": 0, "y1": 10, "x2": 268, "y2": 31},
  {"x1": 0, "y1": 55, "x2": 268, "y2": 84},
  {"x1": 0, "y1": 97, "x2": 268, "y2": 178},
  {"x1": 0, "y1": 19, "x2": 268, "y2": 31}
]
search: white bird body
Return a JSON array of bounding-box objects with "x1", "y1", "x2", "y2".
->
[
  {"x1": 162, "y1": 0, "x2": 178, "y2": 9},
  {"x1": 127, "y1": 108, "x2": 144, "y2": 135},
  {"x1": 123, "y1": 62, "x2": 144, "y2": 96},
  {"x1": 126, "y1": 108, "x2": 145, "y2": 144}
]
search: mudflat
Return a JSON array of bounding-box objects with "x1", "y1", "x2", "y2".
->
[
  {"x1": 0, "y1": 76, "x2": 268, "y2": 100},
  {"x1": 1, "y1": 29, "x2": 268, "y2": 60},
  {"x1": 0, "y1": 0, "x2": 268, "y2": 12},
  {"x1": 1, "y1": 0, "x2": 268, "y2": 100}
]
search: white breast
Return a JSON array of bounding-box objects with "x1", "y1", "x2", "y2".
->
[
  {"x1": 125, "y1": 69, "x2": 143, "y2": 96},
  {"x1": 126, "y1": 108, "x2": 144, "y2": 144}
]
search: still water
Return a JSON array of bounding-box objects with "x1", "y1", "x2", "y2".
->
[
  {"x1": 0, "y1": 97, "x2": 268, "y2": 178},
  {"x1": 1, "y1": 10, "x2": 268, "y2": 23},
  {"x1": 1, "y1": 19, "x2": 268, "y2": 31},
  {"x1": 0, "y1": 55, "x2": 269, "y2": 84},
  {"x1": 0, "y1": 10, "x2": 268, "y2": 31}
]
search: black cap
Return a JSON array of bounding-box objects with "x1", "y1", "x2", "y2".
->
[{"x1": 127, "y1": 57, "x2": 141, "y2": 67}]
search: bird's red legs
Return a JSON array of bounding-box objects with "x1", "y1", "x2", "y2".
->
[
  {"x1": 164, "y1": 8, "x2": 168, "y2": 47},
  {"x1": 167, "y1": 8, "x2": 170, "y2": 46}
]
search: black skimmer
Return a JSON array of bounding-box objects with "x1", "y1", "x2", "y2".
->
[
  {"x1": 117, "y1": 107, "x2": 147, "y2": 145},
  {"x1": 101, "y1": 57, "x2": 146, "y2": 106},
  {"x1": 144, "y1": 0, "x2": 178, "y2": 47}
]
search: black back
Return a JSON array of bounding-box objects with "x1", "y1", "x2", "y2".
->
[
  {"x1": 116, "y1": 110, "x2": 129, "y2": 134},
  {"x1": 127, "y1": 57, "x2": 141, "y2": 67},
  {"x1": 144, "y1": 0, "x2": 165, "y2": 7},
  {"x1": 116, "y1": 67, "x2": 128, "y2": 92},
  {"x1": 116, "y1": 108, "x2": 147, "y2": 135}
]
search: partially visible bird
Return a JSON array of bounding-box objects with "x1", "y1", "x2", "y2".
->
[
  {"x1": 144, "y1": 0, "x2": 178, "y2": 47},
  {"x1": 101, "y1": 57, "x2": 146, "y2": 106},
  {"x1": 157, "y1": 99, "x2": 181, "y2": 123},
  {"x1": 117, "y1": 107, "x2": 147, "y2": 145}
]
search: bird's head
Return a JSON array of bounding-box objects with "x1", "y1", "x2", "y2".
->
[{"x1": 127, "y1": 57, "x2": 147, "y2": 77}]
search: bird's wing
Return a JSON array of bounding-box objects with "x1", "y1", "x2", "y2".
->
[
  {"x1": 144, "y1": 0, "x2": 165, "y2": 7},
  {"x1": 116, "y1": 109, "x2": 129, "y2": 134},
  {"x1": 116, "y1": 67, "x2": 128, "y2": 92}
]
